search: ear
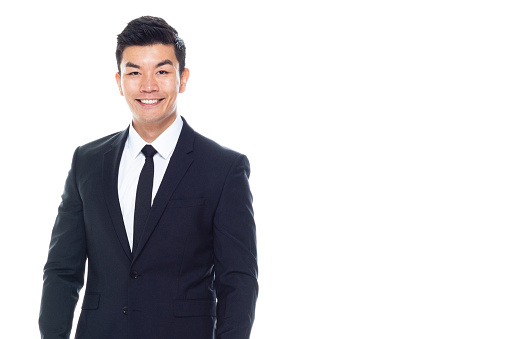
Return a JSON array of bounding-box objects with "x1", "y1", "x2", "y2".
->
[
  {"x1": 115, "y1": 72, "x2": 124, "y2": 96},
  {"x1": 178, "y1": 68, "x2": 190, "y2": 93}
]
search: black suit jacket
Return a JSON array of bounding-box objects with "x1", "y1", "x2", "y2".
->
[{"x1": 39, "y1": 118, "x2": 258, "y2": 339}]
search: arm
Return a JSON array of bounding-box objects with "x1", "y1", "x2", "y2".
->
[
  {"x1": 39, "y1": 147, "x2": 87, "y2": 339},
  {"x1": 214, "y1": 154, "x2": 258, "y2": 339}
]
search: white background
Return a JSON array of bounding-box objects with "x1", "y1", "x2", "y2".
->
[{"x1": 1, "y1": 0, "x2": 509, "y2": 338}]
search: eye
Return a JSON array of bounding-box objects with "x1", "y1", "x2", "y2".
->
[
  {"x1": 128, "y1": 71, "x2": 140, "y2": 76},
  {"x1": 157, "y1": 70, "x2": 169, "y2": 75}
]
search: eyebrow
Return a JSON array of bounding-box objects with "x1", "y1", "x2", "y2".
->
[
  {"x1": 124, "y1": 60, "x2": 174, "y2": 69},
  {"x1": 156, "y1": 59, "x2": 174, "y2": 68},
  {"x1": 125, "y1": 62, "x2": 140, "y2": 69}
]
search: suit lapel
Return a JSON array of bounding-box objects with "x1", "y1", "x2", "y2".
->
[
  {"x1": 133, "y1": 119, "x2": 195, "y2": 261},
  {"x1": 103, "y1": 127, "x2": 133, "y2": 261}
]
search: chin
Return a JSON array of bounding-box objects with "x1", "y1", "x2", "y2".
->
[{"x1": 136, "y1": 113, "x2": 176, "y2": 125}]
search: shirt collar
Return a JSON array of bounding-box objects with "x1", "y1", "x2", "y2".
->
[{"x1": 126, "y1": 114, "x2": 183, "y2": 160}]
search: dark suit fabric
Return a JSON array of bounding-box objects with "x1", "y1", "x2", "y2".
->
[{"x1": 39, "y1": 119, "x2": 258, "y2": 339}]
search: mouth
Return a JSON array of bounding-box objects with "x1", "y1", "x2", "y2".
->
[{"x1": 137, "y1": 99, "x2": 163, "y2": 105}]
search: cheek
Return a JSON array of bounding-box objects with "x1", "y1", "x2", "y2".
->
[
  {"x1": 122, "y1": 81, "x2": 138, "y2": 98},
  {"x1": 162, "y1": 82, "x2": 179, "y2": 96}
]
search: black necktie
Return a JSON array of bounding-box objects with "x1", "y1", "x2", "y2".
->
[{"x1": 133, "y1": 144, "x2": 158, "y2": 253}]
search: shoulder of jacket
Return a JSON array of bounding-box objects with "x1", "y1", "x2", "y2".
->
[
  {"x1": 193, "y1": 131, "x2": 243, "y2": 160},
  {"x1": 76, "y1": 130, "x2": 125, "y2": 157}
]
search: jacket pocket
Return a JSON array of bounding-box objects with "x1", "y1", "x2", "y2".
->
[
  {"x1": 174, "y1": 299, "x2": 217, "y2": 317},
  {"x1": 81, "y1": 293, "x2": 100, "y2": 310}
]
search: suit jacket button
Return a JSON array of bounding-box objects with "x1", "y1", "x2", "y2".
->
[
  {"x1": 130, "y1": 271, "x2": 139, "y2": 279},
  {"x1": 123, "y1": 307, "x2": 128, "y2": 315}
]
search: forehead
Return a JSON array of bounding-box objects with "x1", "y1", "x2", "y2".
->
[{"x1": 121, "y1": 44, "x2": 178, "y2": 66}]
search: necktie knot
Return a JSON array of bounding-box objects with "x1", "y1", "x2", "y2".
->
[{"x1": 141, "y1": 145, "x2": 157, "y2": 158}]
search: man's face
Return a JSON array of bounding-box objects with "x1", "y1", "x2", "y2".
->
[{"x1": 115, "y1": 44, "x2": 189, "y2": 130}]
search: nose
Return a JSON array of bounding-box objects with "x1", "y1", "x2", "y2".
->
[{"x1": 140, "y1": 73, "x2": 158, "y2": 92}]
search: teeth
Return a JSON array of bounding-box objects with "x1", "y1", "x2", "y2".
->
[{"x1": 140, "y1": 99, "x2": 159, "y2": 104}]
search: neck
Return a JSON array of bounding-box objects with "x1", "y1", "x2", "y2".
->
[{"x1": 132, "y1": 113, "x2": 177, "y2": 143}]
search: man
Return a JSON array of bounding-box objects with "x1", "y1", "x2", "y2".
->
[{"x1": 39, "y1": 16, "x2": 258, "y2": 339}]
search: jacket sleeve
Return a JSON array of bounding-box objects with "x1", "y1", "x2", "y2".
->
[
  {"x1": 39, "y1": 147, "x2": 87, "y2": 339},
  {"x1": 213, "y1": 154, "x2": 258, "y2": 339}
]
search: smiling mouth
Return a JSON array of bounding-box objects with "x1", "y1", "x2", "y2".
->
[{"x1": 137, "y1": 99, "x2": 162, "y2": 104}]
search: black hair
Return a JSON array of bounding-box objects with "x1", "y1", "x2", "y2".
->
[{"x1": 116, "y1": 16, "x2": 186, "y2": 77}]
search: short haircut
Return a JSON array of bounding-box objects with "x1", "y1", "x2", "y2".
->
[{"x1": 116, "y1": 16, "x2": 186, "y2": 77}]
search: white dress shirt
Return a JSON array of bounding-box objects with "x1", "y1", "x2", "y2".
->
[{"x1": 117, "y1": 115, "x2": 183, "y2": 249}]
